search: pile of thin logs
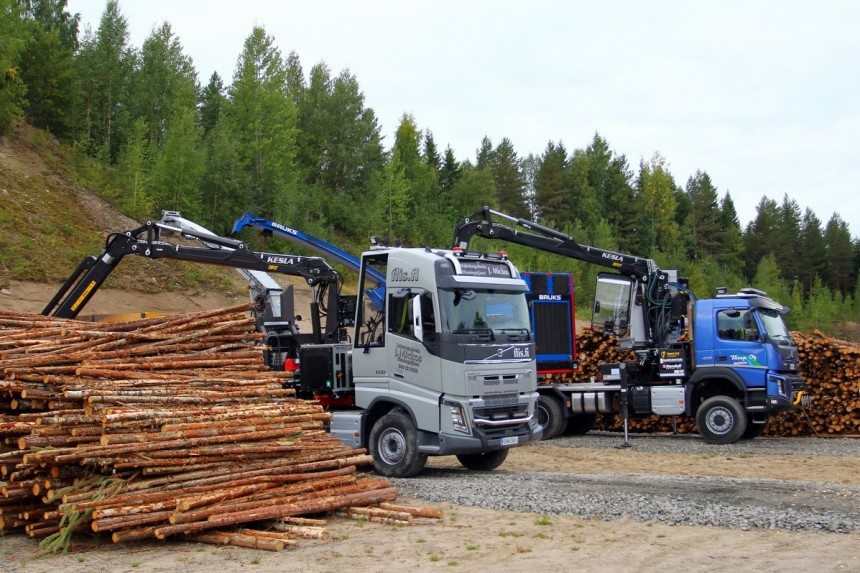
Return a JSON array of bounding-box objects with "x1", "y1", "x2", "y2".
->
[
  {"x1": 0, "y1": 304, "x2": 439, "y2": 551},
  {"x1": 544, "y1": 328, "x2": 859, "y2": 437}
]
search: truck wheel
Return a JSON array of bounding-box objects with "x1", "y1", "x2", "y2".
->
[
  {"x1": 563, "y1": 413, "x2": 597, "y2": 436},
  {"x1": 741, "y1": 415, "x2": 769, "y2": 439},
  {"x1": 695, "y1": 396, "x2": 747, "y2": 445},
  {"x1": 368, "y1": 411, "x2": 427, "y2": 477},
  {"x1": 456, "y1": 449, "x2": 509, "y2": 471},
  {"x1": 537, "y1": 394, "x2": 564, "y2": 440}
]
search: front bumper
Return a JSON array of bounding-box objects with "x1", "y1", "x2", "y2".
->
[{"x1": 430, "y1": 418, "x2": 543, "y2": 456}]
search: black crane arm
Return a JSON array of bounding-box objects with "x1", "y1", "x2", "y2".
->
[
  {"x1": 452, "y1": 207, "x2": 657, "y2": 280},
  {"x1": 43, "y1": 220, "x2": 342, "y2": 321}
]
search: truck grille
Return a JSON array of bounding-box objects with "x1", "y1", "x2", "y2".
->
[{"x1": 482, "y1": 393, "x2": 519, "y2": 408}]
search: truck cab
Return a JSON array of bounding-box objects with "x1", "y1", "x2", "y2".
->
[
  {"x1": 332, "y1": 246, "x2": 542, "y2": 477},
  {"x1": 688, "y1": 288, "x2": 806, "y2": 442}
]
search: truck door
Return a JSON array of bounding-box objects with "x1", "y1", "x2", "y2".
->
[
  {"x1": 710, "y1": 308, "x2": 767, "y2": 388},
  {"x1": 387, "y1": 288, "x2": 442, "y2": 432},
  {"x1": 352, "y1": 253, "x2": 389, "y2": 403}
]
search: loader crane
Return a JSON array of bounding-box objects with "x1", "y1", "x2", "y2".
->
[{"x1": 42, "y1": 217, "x2": 348, "y2": 356}]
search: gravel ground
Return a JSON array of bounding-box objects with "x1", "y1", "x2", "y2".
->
[
  {"x1": 392, "y1": 433, "x2": 860, "y2": 534},
  {"x1": 552, "y1": 431, "x2": 860, "y2": 457}
]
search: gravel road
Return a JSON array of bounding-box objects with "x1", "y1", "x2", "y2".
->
[{"x1": 392, "y1": 433, "x2": 860, "y2": 534}]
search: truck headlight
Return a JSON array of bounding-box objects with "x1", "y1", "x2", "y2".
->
[
  {"x1": 450, "y1": 404, "x2": 469, "y2": 434},
  {"x1": 768, "y1": 374, "x2": 787, "y2": 397}
]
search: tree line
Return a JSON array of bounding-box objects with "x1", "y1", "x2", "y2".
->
[{"x1": 1, "y1": 0, "x2": 858, "y2": 334}]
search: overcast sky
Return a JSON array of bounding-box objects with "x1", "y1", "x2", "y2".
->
[{"x1": 66, "y1": 0, "x2": 860, "y2": 238}]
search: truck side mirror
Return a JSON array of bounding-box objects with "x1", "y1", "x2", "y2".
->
[{"x1": 411, "y1": 295, "x2": 423, "y2": 342}]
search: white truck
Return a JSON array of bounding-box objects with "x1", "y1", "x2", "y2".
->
[{"x1": 300, "y1": 245, "x2": 543, "y2": 476}]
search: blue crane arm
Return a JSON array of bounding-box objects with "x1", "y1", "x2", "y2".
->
[{"x1": 233, "y1": 211, "x2": 386, "y2": 309}]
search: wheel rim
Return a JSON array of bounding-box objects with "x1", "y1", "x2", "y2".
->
[
  {"x1": 378, "y1": 428, "x2": 406, "y2": 465},
  {"x1": 706, "y1": 407, "x2": 734, "y2": 435},
  {"x1": 537, "y1": 404, "x2": 549, "y2": 427}
]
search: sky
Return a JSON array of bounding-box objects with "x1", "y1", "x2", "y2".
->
[{"x1": 65, "y1": 0, "x2": 860, "y2": 238}]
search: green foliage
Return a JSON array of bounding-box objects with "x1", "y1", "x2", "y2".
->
[
  {"x1": 824, "y1": 213, "x2": 855, "y2": 296},
  {"x1": 113, "y1": 116, "x2": 152, "y2": 218},
  {"x1": 493, "y1": 137, "x2": 528, "y2": 218},
  {"x1": 148, "y1": 107, "x2": 204, "y2": 216},
  {"x1": 3, "y1": 4, "x2": 857, "y2": 338},
  {"x1": 534, "y1": 141, "x2": 568, "y2": 224},
  {"x1": 803, "y1": 276, "x2": 839, "y2": 331},
  {"x1": 635, "y1": 153, "x2": 680, "y2": 255},
  {"x1": 18, "y1": 0, "x2": 79, "y2": 137},
  {"x1": 743, "y1": 196, "x2": 780, "y2": 281},
  {"x1": 228, "y1": 25, "x2": 298, "y2": 219},
  {"x1": 132, "y1": 21, "x2": 198, "y2": 148},
  {"x1": 752, "y1": 255, "x2": 791, "y2": 307},
  {"x1": 0, "y1": 0, "x2": 26, "y2": 134}
]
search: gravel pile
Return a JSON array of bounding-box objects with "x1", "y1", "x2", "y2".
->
[{"x1": 393, "y1": 434, "x2": 860, "y2": 534}]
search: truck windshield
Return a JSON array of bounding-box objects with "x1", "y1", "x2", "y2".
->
[
  {"x1": 438, "y1": 289, "x2": 531, "y2": 335},
  {"x1": 758, "y1": 308, "x2": 792, "y2": 342}
]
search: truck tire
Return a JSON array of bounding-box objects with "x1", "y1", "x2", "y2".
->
[
  {"x1": 456, "y1": 449, "x2": 509, "y2": 471},
  {"x1": 695, "y1": 396, "x2": 748, "y2": 445},
  {"x1": 741, "y1": 415, "x2": 769, "y2": 440},
  {"x1": 563, "y1": 413, "x2": 597, "y2": 436},
  {"x1": 368, "y1": 411, "x2": 427, "y2": 477},
  {"x1": 537, "y1": 394, "x2": 564, "y2": 440}
]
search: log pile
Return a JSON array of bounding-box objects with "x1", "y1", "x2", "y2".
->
[
  {"x1": 0, "y1": 305, "x2": 439, "y2": 551},
  {"x1": 772, "y1": 330, "x2": 860, "y2": 437},
  {"x1": 551, "y1": 328, "x2": 859, "y2": 437}
]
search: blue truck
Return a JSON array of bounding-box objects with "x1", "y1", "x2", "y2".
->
[{"x1": 453, "y1": 208, "x2": 810, "y2": 444}]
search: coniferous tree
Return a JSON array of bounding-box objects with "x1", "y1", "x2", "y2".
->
[
  {"x1": 824, "y1": 213, "x2": 856, "y2": 297},
  {"x1": 685, "y1": 171, "x2": 722, "y2": 258},
  {"x1": 534, "y1": 141, "x2": 568, "y2": 224},
  {"x1": 714, "y1": 192, "x2": 744, "y2": 273},
  {"x1": 199, "y1": 71, "x2": 225, "y2": 135},
  {"x1": 774, "y1": 195, "x2": 802, "y2": 282},
  {"x1": 493, "y1": 137, "x2": 528, "y2": 218},
  {"x1": 583, "y1": 133, "x2": 636, "y2": 248},
  {"x1": 439, "y1": 145, "x2": 461, "y2": 196},
  {"x1": 566, "y1": 149, "x2": 601, "y2": 230},
  {"x1": 475, "y1": 135, "x2": 494, "y2": 170},
  {"x1": 422, "y1": 130, "x2": 440, "y2": 173},
  {"x1": 797, "y1": 208, "x2": 828, "y2": 294},
  {"x1": 743, "y1": 197, "x2": 781, "y2": 281}
]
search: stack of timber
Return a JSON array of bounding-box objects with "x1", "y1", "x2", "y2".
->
[
  {"x1": 0, "y1": 305, "x2": 437, "y2": 551},
  {"x1": 548, "y1": 328, "x2": 859, "y2": 437}
]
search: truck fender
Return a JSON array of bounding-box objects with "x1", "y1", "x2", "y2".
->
[
  {"x1": 685, "y1": 368, "x2": 747, "y2": 417},
  {"x1": 362, "y1": 396, "x2": 418, "y2": 432}
]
